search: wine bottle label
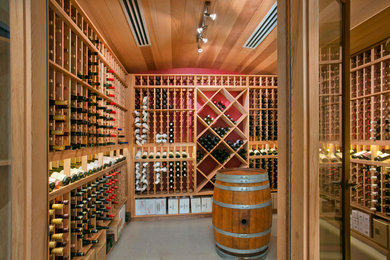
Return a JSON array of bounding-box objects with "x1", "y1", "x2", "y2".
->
[
  {"x1": 51, "y1": 130, "x2": 65, "y2": 136},
  {"x1": 51, "y1": 247, "x2": 64, "y2": 255},
  {"x1": 52, "y1": 145, "x2": 65, "y2": 151},
  {"x1": 51, "y1": 203, "x2": 64, "y2": 210},
  {"x1": 51, "y1": 233, "x2": 63, "y2": 240},
  {"x1": 51, "y1": 218, "x2": 63, "y2": 225},
  {"x1": 51, "y1": 115, "x2": 66, "y2": 121}
]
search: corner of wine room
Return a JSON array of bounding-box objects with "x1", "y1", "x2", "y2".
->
[{"x1": 2, "y1": 0, "x2": 390, "y2": 259}]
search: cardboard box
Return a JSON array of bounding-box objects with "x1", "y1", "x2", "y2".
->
[
  {"x1": 168, "y1": 198, "x2": 179, "y2": 214},
  {"x1": 373, "y1": 218, "x2": 388, "y2": 248},
  {"x1": 179, "y1": 197, "x2": 190, "y2": 214},
  {"x1": 145, "y1": 199, "x2": 156, "y2": 215},
  {"x1": 135, "y1": 199, "x2": 146, "y2": 216},
  {"x1": 155, "y1": 198, "x2": 167, "y2": 215},
  {"x1": 107, "y1": 219, "x2": 121, "y2": 242},
  {"x1": 201, "y1": 197, "x2": 212, "y2": 213},
  {"x1": 191, "y1": 198, "x2": 201, "y2": 213},
  {"x1": 118, "y1": 205, "x2": 126, "y2": 235},
  {"x1": 95, "y1": 242, "x2": 107, "y2": 260}
]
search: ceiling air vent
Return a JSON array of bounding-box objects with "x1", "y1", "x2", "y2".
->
[
  {"x1": 243, "y1": 2, "x2": 277, "y2": 49},
  {"x1": 121, "y1": 0, "x2": 151, "y2": 47}
]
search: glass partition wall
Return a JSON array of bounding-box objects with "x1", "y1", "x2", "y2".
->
[
  {"x1": 0, "y1": 0, "x2": 11, "y2": 259},
  {"x1": 318, "y1": 0, "x2": 349, "y2": 259}
]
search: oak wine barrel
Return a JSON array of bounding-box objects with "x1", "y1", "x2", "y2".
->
[{"x1": 212, "y1": 168, "x2": 272, "y2": 259}]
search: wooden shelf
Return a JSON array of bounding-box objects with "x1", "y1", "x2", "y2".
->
[
  {"x1": 134, "y1": 157, "x2": 195, "y2": 162},
  {"x1": 49, "y1": 61, "x2": 127, "y2": 111},
  {"x1": 350, "y1": 159, "x2": 390, "y2": 167},
  {"x1": 49, "y1": 160, "x2": 126, "y2": 199},
  {"x1": 50, "y1": 0, "x2": 128, "y2": 87},
  {"x1": 132, "y1": 212, "x2": 212, "y2": 220},
  {"x1": 49, "y1": 144, "x2": 128, "y2": 161}
]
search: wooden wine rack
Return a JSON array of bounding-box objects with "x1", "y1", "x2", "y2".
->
[
  {"x1": 48, "y1": 0, "x2": 129, "y2": 160},
  {"x1": 47, "y1": 0, "x2": 130, "y2": 258},
  {"x1": 130, "y1": 74, "x2": 278, "y2": 217},
  {"x1": 319, "y1": 40, "x2": 390, "y2": 252},
  {"x1": 48, "y1": 158, "x2": 127, "y2": 260}
]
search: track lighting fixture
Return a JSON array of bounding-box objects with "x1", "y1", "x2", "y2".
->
[{"x1": 196, "y1": 1, "x2": 216, "y2": 53}]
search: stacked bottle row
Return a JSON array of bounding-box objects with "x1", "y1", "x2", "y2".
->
[
  {"x1": 49, "y1": 1, "x2": 128, "y2": 153},
  {"x1": 134, "y1": 75, "x2": 277, "y2": 87},
  {"x1": 350, "y1": 40, "x2": 390, "y2": 141},
  {"x1": 49, "y1": 70, "x2": 127, "y2": 151},
  {"x1": 350, "y1": 94, "x2": 390, "y2": 141},
  {"x1": 49, "y1": 155, "x2": 126, "y2": 192},
  {"x1": 50, "y1": 0, "x2": 127, "y2": 82},
  {"x1": 249, "y1": 110, "x2": 277, "y2": 141},
  {"x1": 319, "y1": 162, "x2": 342, "y2": 202},
  {"x1": 134, "y1": 160, "x2": 195, "y2": 195},
  {"x1": 249, "y1": 158, "x2": 278, "y2": 190},
  {"x1": 350, "y1": 145, "x2": 390, "y2": 162},
  {"x1": 135, "y1": 87, "x2": 195, "y2": 110},
  {"x1": 249, "y1": 88, "x2": 278, "y2": 109},
  {"x1": 350, "y1": 164, "x2": 390, "y2": 216},
  {"x1": 48, "y1": 167, "x2": 121, "y2": 259}
]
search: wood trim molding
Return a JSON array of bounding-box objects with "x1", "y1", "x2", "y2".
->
[
  {"x1": 10, "y1": 0, "x2": 47, "y2": 259},
  {"x1": 277, "y1": 0, "x2": 320, "y2": 259}
]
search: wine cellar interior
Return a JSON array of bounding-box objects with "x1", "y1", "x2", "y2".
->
[{"x1": 2, "y1": 0, "x2": 390, "y2": 259}]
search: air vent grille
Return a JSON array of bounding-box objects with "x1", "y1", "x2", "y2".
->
[
  {"x1": 243, "y1": 2, "x2": 277, "y2": 49},
  {"x1": 121, "y1": 0, "x2": 151, "y2": 47}
]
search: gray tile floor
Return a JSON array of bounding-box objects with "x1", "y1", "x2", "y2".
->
[{"x1": 108, "y1": 215, "x2": 277, "y2": 260}]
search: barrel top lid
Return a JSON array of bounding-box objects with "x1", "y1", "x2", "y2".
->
[{"x1": 218, "y1": 168, "x2": 267, "y2": 175}]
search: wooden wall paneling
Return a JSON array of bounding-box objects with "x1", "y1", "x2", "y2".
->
[{"x1": 10, "y1": 0, "x2": 47, "y2": 259}]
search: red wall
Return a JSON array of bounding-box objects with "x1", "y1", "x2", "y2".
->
[{"x1": 137, "y1": 68, "x2": 244, "y2": 75}]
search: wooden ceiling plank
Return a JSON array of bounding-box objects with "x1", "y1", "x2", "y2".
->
[
  {"x1": 196, "y1": 0, "x2": 247, "y2": 69},
  {"x1": 236, "y1": 28, "x2": 277, "y2": 73},
  {"x1": 77, "y1": 0, "x2": 148, "y2": 72},
  {"x1": 219, "y1": 0, "x2": 276, "y2": 72},
  {"x1": 141, "y1": 0, "x2": 173, "y2": 70},
  {"x1": 211, "y1": 0, "x2": 267, "y2": 69},
  {"x1": 248, "y1": 49, "x2": 277, "y2": 75}
]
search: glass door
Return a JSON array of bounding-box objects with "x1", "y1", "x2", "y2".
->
[
  {"x1": 0, "y1": 0, "x2": 11, "y2": 259},
  {"x1": 318, "y1": 0, "x2": 350, "y2": 259}
]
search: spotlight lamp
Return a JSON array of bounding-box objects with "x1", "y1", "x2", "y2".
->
[
  {"x1": 196, "y1": 1, "x2": 216, "y2": 53},
  {"x1": 205, "y1": 13, "x2": 217, "y2": 21}
]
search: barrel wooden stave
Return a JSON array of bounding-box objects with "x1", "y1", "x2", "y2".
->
[{"x1": 212, "y1": 168, "x2": 272, "y2": 258}]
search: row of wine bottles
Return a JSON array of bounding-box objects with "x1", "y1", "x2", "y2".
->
[
  {"x1": 135, "y1": 161, "x2": 193, "y2": 193},
  {"x1": 351, "y1": 149, "x2": 390, "y2": 161},
  {"x1": 249, "y1": 158, "x2": 278, "y2": 189},
  {"x1": 49, "y1": 155, "x2": 125, "y2": 191},
  {"x1": 135, "y1": 150, "x2": 189, "y2": 160},
  {"x1": 249, "y1": 147, "x2": 278, "y2": 156},
  {"x1": 134, "y1": 88, "x2": 194, "y2": 110},
  {"x1": 49, "y1": 170, "x2": 120, "y2": 258}
]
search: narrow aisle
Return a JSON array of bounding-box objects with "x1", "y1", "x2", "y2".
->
[{"x1": 108, "y1": 215, "x2": 277, "y2": 260}]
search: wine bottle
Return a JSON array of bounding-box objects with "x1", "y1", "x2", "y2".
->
[{"x1": 375, "y1": 151, "x2": 390, "y2": 161}]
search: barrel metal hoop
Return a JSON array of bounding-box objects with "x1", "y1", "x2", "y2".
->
[
  {"x1": 213, "y1": 199, "x2": 272, "y2": 210},
  {"x1": 215, "y1": 246, "x2": 268, "y2": 260},
  {"x1": 216, "y1": 173, "x2": 268, "y2": 184},
  {"x1": 215, "y1": 241, "x2": 269, "y2": 254},
  {"x1": 214, "y1": 183, "x2": 269, "y2": 192},
  {"x1": 213, "y1": 225, "x2": 271, "y2": 238}
]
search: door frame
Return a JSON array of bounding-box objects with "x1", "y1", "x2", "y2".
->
[{"x1": 277, "y1": 0, "x2": 350, "y2": 259}]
